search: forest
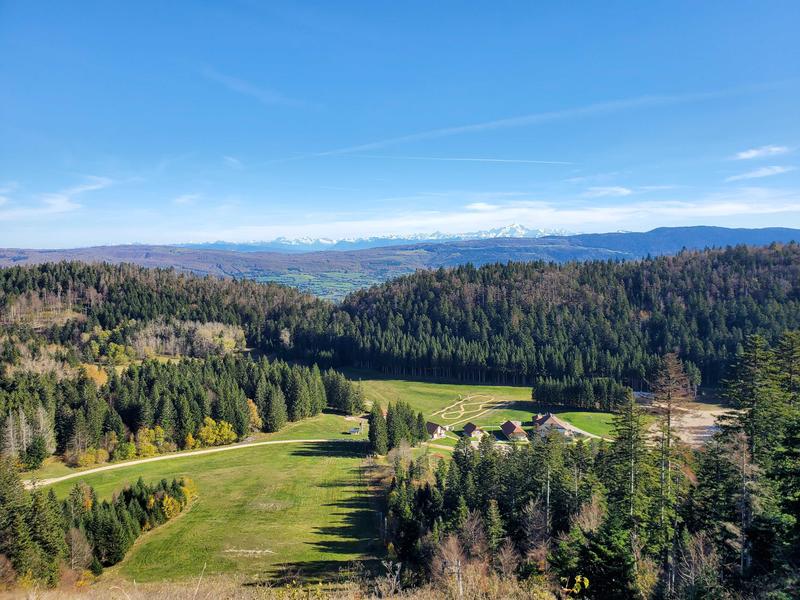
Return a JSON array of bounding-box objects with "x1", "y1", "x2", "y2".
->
[
  {"x1": 2, "y1": 245, "x2": 799, "y2": 393},
  {"x1": 0, "y1": 353, "x2": 364, "y2": 469},
  {"x1": 378, "y1": 333, "x2": 800, "y2": 599},
  {"x1": 0, "y1": 461, "x2": 194, "y2": 586},
  {"x1": 295, "y1": 244, "x2": 800, "y2": 388}
]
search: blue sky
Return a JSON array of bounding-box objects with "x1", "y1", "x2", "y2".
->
[{"x1": 1, "y1": 1, "x2": 799, "y2": 248}]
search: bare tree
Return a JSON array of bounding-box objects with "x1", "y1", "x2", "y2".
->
[
  {"x1": 495, "y1": 538, "x2": 519, "y2": 578},
  {"x1": 677, "y1": 532, "x2": 721, "y2": 599},
  {"x1": 432, "y1": 534, "x2": 466, "y2": 599},
  {"x1": 521, "y1": 497, "x2": 550, "y2": 568},
  {"x1": 66, "y1": 527, "x2": 94, "y2": 571},
  {"x1": 459, "y1": 509, "x2": 488, "y2": 561},
  {"x1": 651, "y1": 352, "x2": 691, "y2": 595},
  {"x1": 375, "y1": 560, "x2": 403, "y2": 598}
]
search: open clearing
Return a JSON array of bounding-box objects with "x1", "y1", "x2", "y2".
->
[
  {"x1": 357, "y1": 374, "x2": 615, "y2": 438},
  {"x1": 37, "y1": 412, "x2": 378, "y2": 583}
]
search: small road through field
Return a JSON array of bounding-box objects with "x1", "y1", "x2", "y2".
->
[{"x1": 25, "y1": 438, "x2": 360, "y2": 489}]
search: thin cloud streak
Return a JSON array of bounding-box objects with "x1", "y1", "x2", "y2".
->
[
  {"x1": 583, "y1": 186, "x2": 633, "y2": 197},
  {"x1": 311, "y1": 86, "x2": 759, "y2": 157},
  {"x1": 725, "y1": 165, "x2": 795, "y2": 182},
  {"x1": 734, "y1": 145, "x2": 790, "y2": 160},
  {"x1": 0, "y1": 176, "x2": 112, "y2": 221},
  {"x1": 353, "y1": 155, "x2": 573, "y2": 165},
  {"x1": 201, "y1": 67, "x2": 308, "y2": 108}
]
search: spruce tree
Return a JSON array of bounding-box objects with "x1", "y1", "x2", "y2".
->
[
  {"x1": 368, "y1": 402, "x2": 388, "y2": 455},
  {"x1": 264, "y1": 384, "x2": 288, "y2": 432},
  {"x1": 724, "y1": 335, "x2": 788, "y2": 468},
  {"x1": 484, "y1": 499, "x2": 505, "y2": 552}
]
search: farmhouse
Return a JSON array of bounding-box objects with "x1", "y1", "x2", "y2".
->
[
  {"x1": 532, "y1": 413, "x2": 581, "y2": 437},
  {"x1": 500, "y1": 420, "x2": 528, "y2": 442},
  {"x1": 462, "y1": 422, "x2": 486, "y2": 439},
  {"x1": 426, "y1": 421, "x2": 447, "y2": 440}
]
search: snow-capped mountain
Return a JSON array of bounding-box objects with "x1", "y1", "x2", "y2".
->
[{"x1": 181, "y1": 224, "x2": 572, "y2": 253}]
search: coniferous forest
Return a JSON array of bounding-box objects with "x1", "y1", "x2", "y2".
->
[
  {"x1": 3, "y1": 244, "x2": 800, "y2": 392},
  {"x1": 0, "y1": 246, "x2": 799, "y2": 596},
  {"x1": 380, "y1": 334, "x2": 800, "y2": 599}
]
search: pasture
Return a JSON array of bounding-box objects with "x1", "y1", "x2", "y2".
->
[
  {"x1": 358, "y1": 374, "x2": 615, "y2": 438},
  {"x1": 45, "y1": 437, "x2": 380, "y2": 583}
]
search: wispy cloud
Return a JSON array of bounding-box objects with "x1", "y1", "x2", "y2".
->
[
  {"x1": 173, "y1": 194, "x2": 200, "y2": 205},
  {"x1": 353, "y1": 155, "x2": 573, "y2": 165},
  {"x1": 725, "y1": 165, "x2": 795, "y2": 182},
  {"x1": 311, "y1": 86, "x2": 755, "y2": 157},
  {"x1": 201, "y1": 67, "x2": 307, "y2": 108},
  {"x1": 223, "y1": 155, "x2": 244, "y2": 169},
  {"x1": 734, "y1": 145, "x2": 790, "y2": 160},
  {"x1": 0, "y1": 182, "x2": 18, "y2": 206},
  {"x1": 0, "y1": 176, "x2": 112, "y2": 221},
  {"x1": 583, "y1": 186, "x2": 634, "y2": 197}
]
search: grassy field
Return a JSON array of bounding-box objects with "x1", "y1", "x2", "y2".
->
[
  {"x1": 357, "y1": 373, "x2": 615, "y2": 438},
  {"x1": 45, "y1": 437, "x2": 379, "y2": 583},
  {"x1": 26, "y1": 411, "x2": 367, "y2": 481}
]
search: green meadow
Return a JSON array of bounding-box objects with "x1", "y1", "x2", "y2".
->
[
  {"x1": 46, "y1": 435, "x2": 379, "y2": 583},
  {"x1": 358, "y1": 374, "x2": 615, "y2": 438}
]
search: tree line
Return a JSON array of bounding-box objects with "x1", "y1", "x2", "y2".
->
[
  {"x1": 532, "y1": 376, "x2": 634, "y2": 411},
  {"x1": 1, "y1": 354, "x2": 364, "y2": 468},
  {"x1": 380, "y1": 331, "x2": 800, "y2": 598}
]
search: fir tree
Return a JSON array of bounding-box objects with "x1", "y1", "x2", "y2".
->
[
  {"x1": 264, "y1": 384, "x2": 288, "y2": 432},
  {"x1": 368, "y1": 402, "x2": 388, "y2": 455}
]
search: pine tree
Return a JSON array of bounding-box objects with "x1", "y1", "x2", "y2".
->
[
  {"x1": 30, "y1": 489, "x2": 67, "y2": 559},
  {"x1": 607, "y1": 392, "x2": 654, "y2": 536},
  {"x1": 651, "y1": 353, "x2": 691, "y2": 594},
  {"x1": 484, "y1": 499, "x2": 504, "y2": 552},
  {"x1": 776, "y1": 330, "x2": 800, "y2": 406},
  {"x1": 368, "y1": 402, "x2": 388, "y2": 455},
  {"x1": 724, "y1": 335, "x2": 788, "y2": 469},
  {"x1": 264, "y1": 384, "x2": 288, "y2": 432}
]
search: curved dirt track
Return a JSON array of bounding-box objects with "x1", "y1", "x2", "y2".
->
[{"x1": 25, "y1": 438, "x2": 355, "y2": 489}]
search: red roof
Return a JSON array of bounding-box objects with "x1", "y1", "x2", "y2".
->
[
  {"x1": 500, "y1": 420, "x2": 527, "y2": 439},
  {"x1": 533, "y1": 413, "x2": 571, "y2": 430}
]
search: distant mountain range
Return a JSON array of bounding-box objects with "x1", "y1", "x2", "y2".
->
[
  {"x1": 2, "y1": 226, "x2": 799, "y2": 300},
  {"x1": 178, "y1": 224, "x2": 570, "y2": 253}
]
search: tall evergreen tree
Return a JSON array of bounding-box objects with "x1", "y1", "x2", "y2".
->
[
  {"x1": 368, "y1": 402, "x2": 388, "y2": 455},
  {"x1": 264, "y1": 384, "x2": 288, "y2": 433}
]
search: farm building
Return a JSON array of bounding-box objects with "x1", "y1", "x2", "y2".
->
[
  {"x1": 500, "y1": 420, "x2": 528, "y2": 442},
  {"x1": 426, "y1": 421, "x2": 447, "y2": 440},
  {"x1": 462, "y1": 422, "x2": 486, "y2": 439},
  {"x1": 532, "y1": 413, "x2": 582, "y2": 437}
]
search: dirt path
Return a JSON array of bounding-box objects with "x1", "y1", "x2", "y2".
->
[{"x1": 25, "y1": 438, "x2": 354, "y2": 489}]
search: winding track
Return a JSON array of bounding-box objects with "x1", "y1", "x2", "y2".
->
[{"x1": 25, "y1": 438, "x2": 357, "y2": 489}]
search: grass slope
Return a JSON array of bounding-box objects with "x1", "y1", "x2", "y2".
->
[{"x1": 42, "y1": 413, "x2": 378, "y2": 583}]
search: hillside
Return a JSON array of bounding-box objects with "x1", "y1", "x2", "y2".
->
[
  {"x1": 287, "y1": 244, "x2": 800, "y2": 387},
  {"x1": 2, "y1": 226, "x2": 798, "y2": 299}
]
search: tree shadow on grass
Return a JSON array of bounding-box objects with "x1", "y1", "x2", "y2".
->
[
  {"x1": 289, "y1": 439, "x2": 370, "y2": 459},
  {"x1": 251, "y1": 442, "x2": 385, "y2": 584}
]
